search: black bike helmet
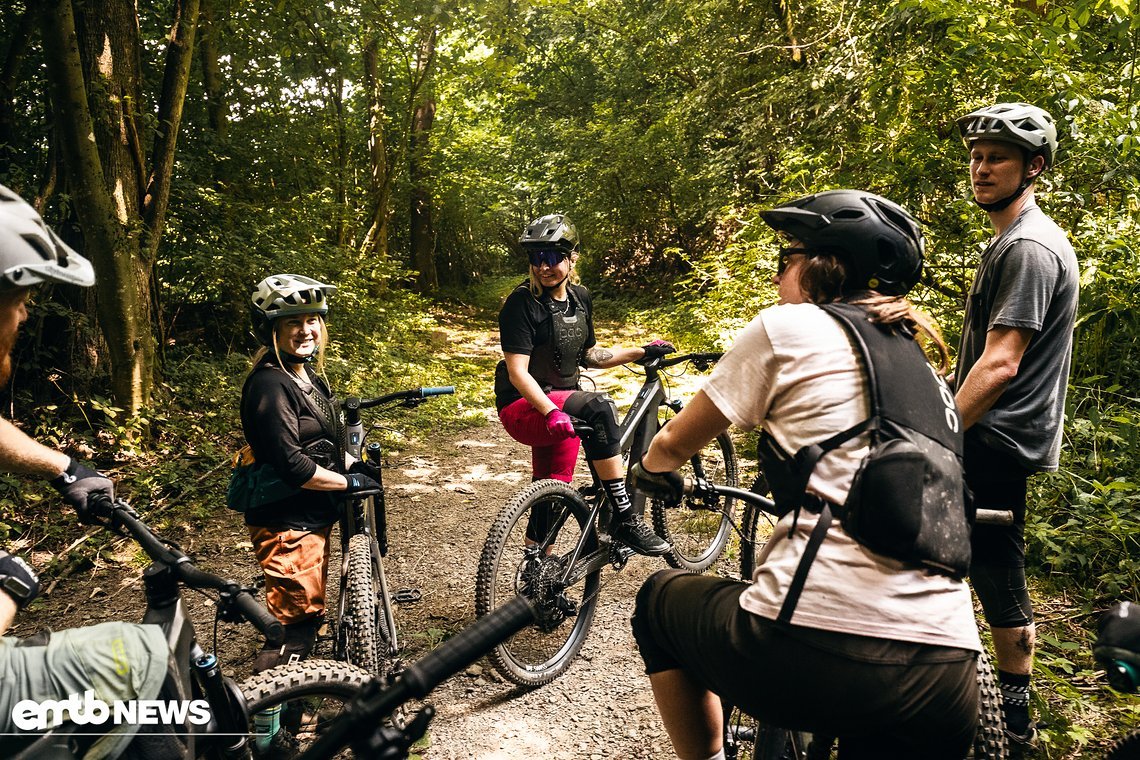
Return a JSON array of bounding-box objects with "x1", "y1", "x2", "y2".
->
[
  {"x1": 250, "y1": 273, "x2": 336, "y2": 346},
  {"x1": 0, "y1": 185, "x2": 95, "y2": 290},
  {"x1": 760, "y1": 190, "x2": 925, "y2": 296},
  {"x1": 520, "y1": 214, "x2": 579, "y2": 253},
  {"x1": 1096, "y1": 601, "x2": 1140, "y2": 694},
  {"x1": 957, "y1": 102, "x2": 1058, "y2": 169}
]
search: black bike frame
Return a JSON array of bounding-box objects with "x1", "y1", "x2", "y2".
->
[{"x1": 534, "y1": 353, "x2": 722, "y2": 589}]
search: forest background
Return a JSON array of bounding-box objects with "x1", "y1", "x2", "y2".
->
[{"x1": 1, "y1": 0, "x2": 1138, "y2": 755}]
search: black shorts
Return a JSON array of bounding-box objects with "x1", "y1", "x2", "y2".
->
[
  {"x1": 632, "y1": 570, "x2": 979, "y2": 760},
  {"x1": 964, "y1": 430, "x2": 1031, "y2": 568}
]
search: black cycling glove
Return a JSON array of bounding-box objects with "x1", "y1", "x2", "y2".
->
[
  {"x1": 50, "y1": 458, "x2": 114, "y2": 525},
  {"x1": 349, "y1": 459, "x2": 381, "y2": 483},
  {"x1": 638, "y1": 339, "x2": 676, "y2": 365},
  {"x1": 0, "y1": 550, "x2": 40, "y2": 609},
  {"x1": 344, "y1": 471, "x2": 381, "y2": 495},
  {"x1": 629, "y1": 459, "x2": 685, "y2": 506}
]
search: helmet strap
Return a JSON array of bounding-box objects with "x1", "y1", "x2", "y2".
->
[
  {"x1": 975, "y1": 177, "x2": 1031, "y2": 213},
  {"x1": 542, "y1": 274, "x2": 571, "y2": 293}
]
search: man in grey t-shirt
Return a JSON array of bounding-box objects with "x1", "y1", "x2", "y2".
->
[{"x1": 954, "y1": 103, "x2": 1079, "y2": 751}]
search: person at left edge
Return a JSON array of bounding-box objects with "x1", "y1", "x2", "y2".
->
[
  {"x1": 241, "y1": 274, "x2": 380, "y2": 673},
  {"x1": 0, "y1": 184, "x2": 170, "y2": 760}
]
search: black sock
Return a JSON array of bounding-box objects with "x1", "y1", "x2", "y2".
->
[
  {"x1": 601, "y1": 478, "x2": 633, "y2": 517},
  {"x1": 997, "y1": 669, "x2": 1031, "y2": 735}
]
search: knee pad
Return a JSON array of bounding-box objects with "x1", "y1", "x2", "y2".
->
[
  {"x1": 563, "y1": 392, "x2": 621, "y2": 459},
  {"x1": 971, "y1": 563, "x2": 1033, "y2": 627}
]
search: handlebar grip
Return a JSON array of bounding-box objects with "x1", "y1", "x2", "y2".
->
[
  {"x1": 233, "y1": 591, "x2": 285, "y2": 645},
  {"x1": 420, "y1": 386, "x2": 456, "y2": 397},
  {"x1": 399, "y1": 596, "x2": 535, "y2": 699}
]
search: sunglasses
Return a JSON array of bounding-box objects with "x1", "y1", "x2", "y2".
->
[
  {"x1": 527, "y1": 249, "x2": 571, "y2": 268},
  {"x1": 776, "y1": 247, "x2": 810, "y2": 276}
]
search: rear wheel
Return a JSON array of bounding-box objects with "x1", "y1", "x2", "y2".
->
[
  {"x1": 475, "y1": 479, "x2": 600, "y2": 687},
  {"x1": 239, "y1": 659, "x2": 372, "y2": 758},
  {"x1": 973, "y1": 648, "x2": 1009, "y2": 759},
  {"x1": 650, "y1": 412, "x2": 738, "y2": 572}
]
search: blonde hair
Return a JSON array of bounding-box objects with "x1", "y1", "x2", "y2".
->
[
  {"x1": 249, "y1": 313, "x2": 330, "y2": 381},
  {"x1": 527, "y1": 253, "x2": 581, "y2": 298},
  {"x1": 798, "y1": 253, "x2": 950, "y2": 374}
]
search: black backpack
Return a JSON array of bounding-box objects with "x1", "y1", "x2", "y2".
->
[{"x1": 756, "y1": 302, "x2": 973, "y2": 623}]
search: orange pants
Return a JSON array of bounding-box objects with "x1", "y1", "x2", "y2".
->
[{"x1": 248, "y1": 526, "x2": 332, "y2": 625}]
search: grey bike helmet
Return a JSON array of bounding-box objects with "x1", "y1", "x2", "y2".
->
[
  {"x1": 760, "y1": 190, "x2": 925, "y2": 296},
  {"x1": 957, "y1": 102, "x2": 1058, "y2": 169},
  {"x1": 250, "y1": 274, "x2": 336, "y2": 345},
  {"x1": 520, "y1": 214, "x2": 579, "y2": 253},
  {"x1": 0, "y1": 185, "x2": 95, "y2": 290}
]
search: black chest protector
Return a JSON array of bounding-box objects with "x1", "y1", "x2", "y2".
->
[
  {"x1": 528, "y1": 288, "x2": 591, "y2": 391},
  {"x1": 756, "y1": 303, "x2": 973, "y2": 622},
  {"x1": 295, "y1": 372, "x2": 346, "y2": 474}
]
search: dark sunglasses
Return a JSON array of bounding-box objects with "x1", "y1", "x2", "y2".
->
[
  {"x1": 527, "y1": 249, "x2": 571, "y2": 268},
  {"x1": 776, "y1": 247, "x2": 810, "y2": 275}
]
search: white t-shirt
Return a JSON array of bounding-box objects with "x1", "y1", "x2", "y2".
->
[{"x1": 703, "y1": 303, "x2": 981, "y2": 652}]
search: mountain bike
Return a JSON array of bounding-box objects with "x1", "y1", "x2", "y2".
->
[
  {"x1": 332, "y1": 386, "x2": 455, "y2": 677},
  {"x1": 299, "y1": 595, "x2": 536, "y2": 759},
  {"x1": 700, "y1": 479, "x2": 1010, "y2": 760},
  {"x1": 474, "y1": 351, "x2": 737, "y2": 687},
  {"x1": 10, "y1": 496, "x2": 371, "y2": 760}
]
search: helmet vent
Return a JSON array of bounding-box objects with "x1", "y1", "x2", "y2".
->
[
  {"x1": 22, "y1": 234, "x2": 55, "y2": 263},
  {"x1": 832, "y1": 209, "x2": 865, "y2": 220}
]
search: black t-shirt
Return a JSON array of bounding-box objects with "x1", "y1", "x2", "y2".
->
[
  {"x1": 494, "y1": 283, "x2": 596, "y2": 410},
  {"x1": 239, "y1": 356, "x2": 340, "y2": 530}
]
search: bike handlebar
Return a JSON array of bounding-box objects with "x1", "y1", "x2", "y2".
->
[
  {"x1": 300, "y1": 595, "x2": 535, "y2": 760},
  {"x1": 345, "y1": 386, "x2": 456, "y2": 411},
  {"x1": 92, "y1": 495, "x2": 285, "y2": 644}
]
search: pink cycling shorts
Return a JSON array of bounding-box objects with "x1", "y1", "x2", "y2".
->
[{"x1": 499, "y1": 391, "x2": 581, "y2": 482}]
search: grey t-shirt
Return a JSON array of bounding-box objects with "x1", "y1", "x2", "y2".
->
[{"x1": 955, "y1": 203, "x2": 1079, "y2": 471}]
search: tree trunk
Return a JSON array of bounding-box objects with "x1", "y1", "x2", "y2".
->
[
  {"x1": 42, "y1": 0, "x2": 198, "y2": 417},
  {"x1": 773, "y1": 0, "x2": 804, "y2": 66},
  {"x1": 409, "y1": 27, "x2": 437, "y2": 293},
  {"x1": 198, "y1": 0, "x2": 228, "y2": 140},
  {"x1": 42, "y1": 0, "x2": 153, "y2": 414},
  {"x1": 0, "y1": 4, "x2": 36, "y2": 179},
  {"x1": 360, "y1": 36, "x2": 391, "y2": 268}
]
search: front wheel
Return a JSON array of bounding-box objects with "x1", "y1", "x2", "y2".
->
[
  {"x1": 344, "y1": 533, "x2": 385, "y2": 675},
  {"x1": 650, "y1": 425, "x2": 738, "y2": 573},
  {"x1": 239, "y1": 659, "x2": 372, "y2": 757},
  {"x1": 475, "y1": 479, "x2": 600, "y2": 688}
]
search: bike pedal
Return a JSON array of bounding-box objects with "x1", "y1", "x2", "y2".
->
[{"x1": 393, "y1": 588, "x2": 422, "y2": 604}]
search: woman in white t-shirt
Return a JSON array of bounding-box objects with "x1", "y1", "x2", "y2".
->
[{"x1": 628, "y1": 190, "x2": 981, "y2": 760}]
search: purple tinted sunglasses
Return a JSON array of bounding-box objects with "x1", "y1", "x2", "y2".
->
[{"x1": 527, "y1": 249, "x2": 570, "y2": 268}]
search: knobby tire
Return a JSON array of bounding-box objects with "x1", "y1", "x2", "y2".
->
[
  {"x1": 345, "y1": 533, "x2": 383, "y2": 675},
  {"x1": 651, "y1": 427, "x2": 738, "y2": 572},
  {"x1": 239, "y1": 659, "x2": 372, "y2": 758},
  {"x1": 973, "y1": 648, "x2": 1009, "y2": 759},
  {"x1": 475, "y1": 479, "x2": 600, "y2": 687}
]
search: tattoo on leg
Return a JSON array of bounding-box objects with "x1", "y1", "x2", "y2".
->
[{"x1": 586, "y1": 348, "x2": 613, "y2": 367}]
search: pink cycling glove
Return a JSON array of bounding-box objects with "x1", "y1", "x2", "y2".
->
[{"x1": 545, "y1": 408, "x2": 576, "y2": 440}]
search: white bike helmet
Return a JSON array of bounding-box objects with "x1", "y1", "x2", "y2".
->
[
  {"x1": 520, "y1": 214, "x2": 579, "y2": 253},
  {"x1": 0, "y1": 185, "x2": 95, "y2": 290},
  {"x1": 250, "y1": 274, "x2": 336, "y2": 345},
  {"x1": 957, "y1": 102, "x2": 1058, "y2": 169}
]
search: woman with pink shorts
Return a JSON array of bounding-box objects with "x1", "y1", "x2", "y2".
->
[{"x1": 493, "y1": 213, "x2": 675, "y2": 557}]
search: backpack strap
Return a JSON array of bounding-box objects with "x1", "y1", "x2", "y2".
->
[{"x1": 777, "y1": 502, "x2": 832, "y2": 624}]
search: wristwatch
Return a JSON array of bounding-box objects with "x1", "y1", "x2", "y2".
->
[{"x1": 0, "y1": 574, "x2": 36, "y2": 608}]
